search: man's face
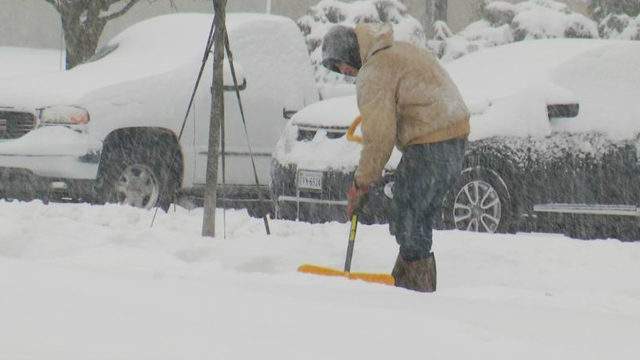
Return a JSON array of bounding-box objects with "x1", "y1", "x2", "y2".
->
[{"x1": 337, "y1": 63, "x2": 359, "y2": 77}]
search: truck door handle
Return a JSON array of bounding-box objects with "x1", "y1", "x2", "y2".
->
[{"x1": 223, "y1": 78, "x2": 247, "y2": 92}]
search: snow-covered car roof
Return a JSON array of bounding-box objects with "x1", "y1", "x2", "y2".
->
[
  {"x1": 446, "y1": 39, "x2": 615, "y2": 111},
  {"x1": 0, "y1": 13, "x2": 293, "y2": 107},
  {"x1": 449, "y1": 39, "x2": 640, "y2": 140},
  {"x1": 103, "y1": 13, "x2": 287, "y2": 73},
  {"x1": 292, "y1": 39, "x2": 640, "y2": 141}
]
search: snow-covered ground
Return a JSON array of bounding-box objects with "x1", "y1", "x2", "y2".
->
[{"x1": 1, "y1": 201, "x2": 639, "y2": 359}]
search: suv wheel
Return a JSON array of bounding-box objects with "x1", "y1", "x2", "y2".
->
[{"x1": 443, "y1": 168, "x2": 513, "y2": 233}]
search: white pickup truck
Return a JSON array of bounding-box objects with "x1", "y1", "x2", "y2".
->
[{"x1": 0, "y1": 13, "x2": 319, "y2": 213}]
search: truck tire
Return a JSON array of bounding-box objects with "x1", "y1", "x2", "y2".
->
[{"x1": 99, "y1": 145, "x2": 176, "y2": 211}]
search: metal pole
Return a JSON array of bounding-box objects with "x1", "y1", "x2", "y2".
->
[
  {"x1": 266, "y1": 0, "x2": 272, "y2": 14},
  {"x1": 202, "y1": 0, "x2": 227, "y2": 238},
  {"x1": 222, "y1": 29, "x2": 271, "y2": 236},
  {"x1": 221, "y1": 85, "x2": 227, "y2": 239}
]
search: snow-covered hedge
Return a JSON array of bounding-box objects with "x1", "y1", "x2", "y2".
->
[
  {"x1": 598, "y1": 13, "x2": 640, "y2": 39},
  {"x1": 297, "y1": 0, "x2": 426, "y2": 86},
  {"x1": 430, "y1": 0, "x2": 599, "y2": 62}
]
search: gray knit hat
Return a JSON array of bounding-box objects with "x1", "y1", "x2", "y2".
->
[{"x1": 321, "y1": 25, "x2": 362, "y2": 73}]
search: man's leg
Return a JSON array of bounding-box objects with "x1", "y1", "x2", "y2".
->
[{"x1": 391, "y1": 139, "x2": 467, "y2": 292}]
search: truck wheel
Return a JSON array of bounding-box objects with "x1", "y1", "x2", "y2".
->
[
  {"x1": 442, "y1": 168, "x2": 514, "y2": 233},
  {"x1": 100, "y1": 148, "x2": 176, "y2": 211}
]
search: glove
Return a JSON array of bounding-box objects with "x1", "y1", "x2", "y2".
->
[{"x1": 347, "y1": 181, "x2": 369, "y2": 218}]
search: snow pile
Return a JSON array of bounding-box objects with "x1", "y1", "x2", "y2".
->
[
  {"x1": 1, "y1": 201, "x2": 640, "y2": 359},
  {"x1": 297, "y1": 0, "x2": 426, "y2": 88},
  {"x1": 0, "y1": 47, "x2": 63, "y2": 79},
  {"x1": 430, "y1": 0, "x2": 598, "y2": 62}
]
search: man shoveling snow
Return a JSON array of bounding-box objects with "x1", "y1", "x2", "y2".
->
[{"x1": 321, "y1": 23, "x2": 470, "y2": 292}]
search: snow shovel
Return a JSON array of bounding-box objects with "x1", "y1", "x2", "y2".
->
[{"x1": 298, "y1": 213, "x2": 395, "y2": 286}]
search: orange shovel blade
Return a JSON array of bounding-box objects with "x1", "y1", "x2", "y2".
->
[{"x1": 298, "y1": 264, "x2": 395, "y2": 286}]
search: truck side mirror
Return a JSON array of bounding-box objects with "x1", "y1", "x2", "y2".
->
[
  {"x1": 223, "y1": 78, "x2": 247, "y2": 92},
  {"x1": 223, "y1": 60, "x2": 247, "y2": 92}
]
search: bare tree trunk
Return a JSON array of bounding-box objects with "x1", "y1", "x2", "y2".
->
[
  {"x1": 45, "y1": 0, "x2": 141, "y2": 69},
  {"x1": 425, "y1": 0, "x2": 448, "y2": 38},
  {"x1": 60, "y1": 7, "x2": 106, "y2": 69},
  {"x1": 436, "y1": 0, "x2": 448, "y2": 22}
]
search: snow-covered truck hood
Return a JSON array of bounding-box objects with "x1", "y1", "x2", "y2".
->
[
  {"x1": 277, "y1": 95, "x2": 401, "y2": 172},
  {"x1": 0, "y1": 47, "x2": 63, "y2": 80},
  {"x1": 291, "y1": 95, "x2": 359, "y2": 129}
]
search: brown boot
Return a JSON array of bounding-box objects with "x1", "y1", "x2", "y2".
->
[{"x1": 392, "y1": 253, "x2": 437, "y2": 293}]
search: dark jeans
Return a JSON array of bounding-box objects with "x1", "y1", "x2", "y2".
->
[{"x1": 391, "y1": 138, "x2": 467, "y2": 261}]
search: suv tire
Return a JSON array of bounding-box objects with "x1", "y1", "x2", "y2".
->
[{"x1": 442, "y1": 167, "x2": 514, "y2": 233}]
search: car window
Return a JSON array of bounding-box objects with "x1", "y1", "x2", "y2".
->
[{"x1": 85, "y1": 43, "x2": 119, "y2": 64}]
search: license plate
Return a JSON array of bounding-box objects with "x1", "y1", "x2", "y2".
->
[{"x1": 297, "y1": 170, "x2": 323, "y2": 191}]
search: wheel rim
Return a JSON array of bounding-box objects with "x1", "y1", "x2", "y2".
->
[
  {"x1": 114, "y1": 164, "x2": 160, "y2": 209},
  {"x1": 453, "y1": 180, "x2": 501, "y2": 233}
]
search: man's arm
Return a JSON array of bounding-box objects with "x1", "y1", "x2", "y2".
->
[{"x1": 355, "y1": 71, "x2": 398, "y2": 188}]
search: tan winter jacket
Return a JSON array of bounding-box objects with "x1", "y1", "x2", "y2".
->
[{"x1": 354, "y1": 23, "x2": 470, "y2": 187}]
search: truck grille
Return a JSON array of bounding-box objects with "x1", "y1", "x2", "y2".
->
[{"x1": 0, "y1": 111, "x2": 36, "y2": 139}]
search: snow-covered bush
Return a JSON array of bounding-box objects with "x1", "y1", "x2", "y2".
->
[
  {"x1": 430, "y1": 0, "x2": 599, "y2": 62},
  {"x1": 598, "y1": 13, "x2": 640, "y2": 39},
  {"x1": 620, "y1": 15, "x2": 640, "y2": 39},
  {"x1": 589, "y1": 0, "x2": 640, "y2": 22},
  {"x1": 510, "y1": 0, "x2": 598, "y2": 40},
  {"x1": 428, "y1": 20, "x2": 511, "y2": 62},
  {"x1": 297, "y1": 0, "x2": 426, "y2": 86}
]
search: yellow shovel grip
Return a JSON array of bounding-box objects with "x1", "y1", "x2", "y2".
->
[{"x1": 346, "y1": 115, "x2": 363, "y2": 144}]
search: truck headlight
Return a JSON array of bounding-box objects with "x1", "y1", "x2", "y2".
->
[{"x1": 38, "y1": 105, "x2": 90, "y2": 131}]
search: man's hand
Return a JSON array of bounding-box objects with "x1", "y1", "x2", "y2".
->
[{"x1": 347, "y1": 182, "x2": 369, "y2": 218}]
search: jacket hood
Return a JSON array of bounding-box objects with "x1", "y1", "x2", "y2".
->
[
  {"x1": 354, "y1": 23, "x2": 394, "y2": 64},
  {"x1": 321, "y1": 25, "x2": 362, "y2": 72}
]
